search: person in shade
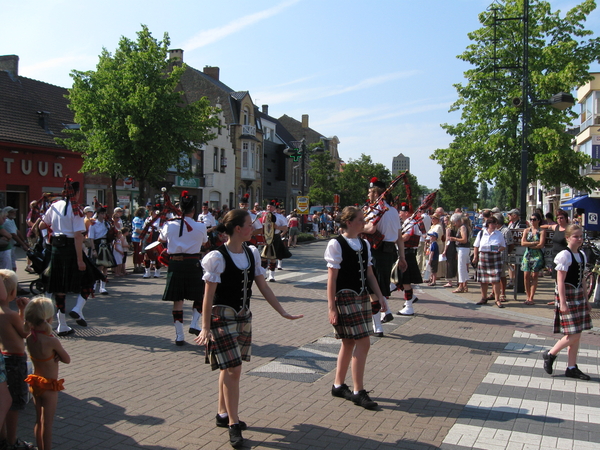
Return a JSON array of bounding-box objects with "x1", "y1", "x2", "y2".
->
[
  {"x1": 543, "y1": 224, "x2": 593, "y2": 380},
  {"x1": 158, "y1": 191, "x2": 207, "y2": 346},
  {"x1": 397, "y1": 202, "x2": 423, "y2": 316},
  {"x1": 326, "y1": 206, "x2": 385, "y2": 410},
  {"x1": 195, "y1": 209, "x2": 303, "y2": 449},
  {"x1": 39, "y1": 178, "x2": 104, "y2": 334}
]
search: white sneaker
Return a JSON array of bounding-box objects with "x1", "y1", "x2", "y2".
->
[
  {"x1": 398, "y1": 300, "x2": 414, "y2": 316},
  {"x1": 267, "y1": 270, "x2": 275, "y2": 282},
  {"x1": 154, "y1": 269, "x2": 161, "y2": 278},
  {"x1": 277, "y1": 261, "x2": 283, "y2": 270},
  {"x1": 143, "y1": 269, "x2": 151, "y2": 278}
]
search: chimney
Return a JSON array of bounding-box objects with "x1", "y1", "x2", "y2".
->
[
  {"x1": 203, "y1": 66, "x2": 220, "y2": 81},
  {"x1": 0, "y1": 55, "x2": 19, "y2": 78},
  {"x1": 262, "y1": 105, "x2": 269, "y2": 115},
  {"x1": 302, "y1": 114, "x2": 309, "y2": 128},
  {"x1": 168, "y1": 49, "x2": 184, "y2": 65}
]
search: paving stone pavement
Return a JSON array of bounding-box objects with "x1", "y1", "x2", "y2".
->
[{"x1": 9, "y1": 242, "x2": 600, "y2": 449}]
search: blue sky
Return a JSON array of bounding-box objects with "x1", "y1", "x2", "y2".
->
[{"x1": 2, "y1": 0, "x2": 598, "y2": 189}]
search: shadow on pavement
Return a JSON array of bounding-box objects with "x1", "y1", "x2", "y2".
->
[
  {"x1": 251, "y1": 423, "x2": 439, "y2": 450},
  {"x1": 392, "y1": 332, "x2": 507, "y2": 353},
  {"x1": 20, "y1": 394, "x2": 171, "y2": 449}
]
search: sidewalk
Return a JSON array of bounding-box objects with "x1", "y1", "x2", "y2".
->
[{"x1": 6, "y1": 244, "x2": 600, "y2": 449}]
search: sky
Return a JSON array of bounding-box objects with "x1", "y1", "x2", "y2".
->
[{"x1": 2, "y1": 0, "x2": 599, "y2": 189}]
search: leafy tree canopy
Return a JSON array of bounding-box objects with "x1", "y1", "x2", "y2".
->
[
  {"x1": 337, "y1": 154, "x2": 391, "y2": 207},
  {"x1": 431, "y1": 0, "x2": 600, "y2": 206},
  {"x1": 57, "y1": 25, "x2": 219, "y2": 203},
  {"x1": 307, "y1": 142, "x2": 338, "y2": 207}
]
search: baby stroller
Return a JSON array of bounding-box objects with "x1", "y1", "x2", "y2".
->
[{"x1": 26, "y1": 243, "x2": 50, "y2": 295}]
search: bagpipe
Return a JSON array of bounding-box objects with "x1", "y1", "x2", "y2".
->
[
  {"x1": 260, "y1": 211, "x2": 277, "y2": 259},
  {"x1": 139, "y1": 188, "x2": 184, "y2": 266},
  {"x1": 361, "y1": 170, "x2": 410, "y2": 249},
  {"x1": 400, "y1": 190, "x2": 438, "y2": 236}
]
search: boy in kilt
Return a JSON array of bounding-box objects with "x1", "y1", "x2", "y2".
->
[
  {"x1": 397, "y1": 202, "x2": 423, "y2": 316},
  {"x1": 543, "y1": 224, "x2": 593, "y2": 380},
  {"x1": 195, "y1": 209, "x2": 303, "y2": 449},
  {"x1": 326, "y1": 206, "x2": 386, "y2": 410},
  {"x1": 159, "y1": 191, "x2": 207, "y2": 346}
]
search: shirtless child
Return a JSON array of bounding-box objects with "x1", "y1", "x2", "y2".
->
[{"x1": 0, "y1": 269, "x2": 35, "y2": 450}]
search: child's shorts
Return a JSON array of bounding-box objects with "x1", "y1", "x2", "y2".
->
[
  {"x1": 3, "y1": 354, "x2": 29, "y2": 410},
  {"x1": 0, "y1": 355, "x2": 7, "y2": 384}
]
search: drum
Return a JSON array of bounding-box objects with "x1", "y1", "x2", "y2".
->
[
  {"x1": 250, "y1": 234, "x2": 265, "y2": 246},
  {"x1": 157, "y1": 248, "x2": 170, "y2": 267},
  {"x1": 144, "y1": 241, "x2": 164, "y2": 261}
]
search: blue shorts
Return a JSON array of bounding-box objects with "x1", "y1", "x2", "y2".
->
[
  {"x1": 4, "y1": 354, "x2": 28, "y2": 411},
  {"x1": 0, "y1": 355, "x2": 6, "y2": 384}
]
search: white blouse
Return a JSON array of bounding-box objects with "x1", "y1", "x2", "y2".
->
[
  {"x1": 324, "y1": 236, "x2": 373, "y2": 269},
  {"x1": 201, "y1": 245, "x2": 265, "y2": 283},
  {"x1": 554, "y1": 249, "x2": 586, "y2": 272}
]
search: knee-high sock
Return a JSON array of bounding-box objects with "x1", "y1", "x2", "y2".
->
[
  {"x1": 261, "y1": 259, "x2": 268, "y2": 269},
  {"x1": 404, "y1": 289, "x2": 413, "y2": 301},
  {"x1": 54, "y1": 293, "x2": 66, "y2": 314},
  {"x1": 372, "y1": 311, "x2": 383, "y2": 333},
  {"x1": 269, "y1": 261, "x2": 276, "y2": 271}
]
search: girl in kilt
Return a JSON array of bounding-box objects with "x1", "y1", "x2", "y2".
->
[
  {"x1": 195, "y1": 209, "x2": 303, "y2": 449},
  {"x1": 159, "y1": 191, "x2": 208, "y2": 346},
  {"x1": 325, "y1": 206, "x2": 386, "y2": 411},
  {"x1": 543, "y1": 225, "x2": 593, "y2": 380},
  {"x1": 472, "y1": 217, "x2": 506, "y2": 308}
]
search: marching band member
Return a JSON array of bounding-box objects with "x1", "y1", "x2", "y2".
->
[
  {"x1": 397, "y1": 202, "x2": 423, "y2": 316},
  {"x1": 142, "y1": 207, "x2": 163, "y2": 279},
  {"x1": 87, "y1": 207, "x2": 115, "y2": 295},
  {"x1": 198, "y1": 202, "x2": 217, "y2": 232},
  {"x1": 195, "y1": 209, "x2": 303, "y2": 448},
  {"x1": 159, "y1": 191, "x2": 207, "y2": 346},
  {"x1": 238, "y1": 194, "x2": 263, "y2": 244},
  {"x1": 261, "y1": 200, "x2": 290, "y2": 282},
  {"x1": 362, "y1": 178, "x2": 406, "y2": 336},
  {"x1": 39, "y1": 179, "x2": 103, "y2": 334}
]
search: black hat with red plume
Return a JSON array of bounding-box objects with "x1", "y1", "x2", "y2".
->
[
  {"x1": 239, "y1": 193, "x2": 250, "y2": 205},
  {"x1": 399, "y1": 202, "x2": 410, "y2": 212},
  {"x1": 369, "y1": 177, "x2": 385, "y2": 190}
]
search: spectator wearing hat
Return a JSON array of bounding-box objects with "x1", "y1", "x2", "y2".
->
[{"x1": 427, "y1": 231, "x2": 439, "y2": 286}]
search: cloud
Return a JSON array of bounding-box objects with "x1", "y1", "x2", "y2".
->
[{"x1": 182, "y1": 0, "x2": 301, "y2": 50}]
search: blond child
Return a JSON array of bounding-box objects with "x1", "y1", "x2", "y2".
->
[
  {"x1": 0, "y1": 269, "x2": 35, "y2": 450},
  {"x1": 24, "y1": 297, "x2": 70, "y2": 450},
  {"x1": 112, "y1": 229, "x2": 127, "y2": 277}
]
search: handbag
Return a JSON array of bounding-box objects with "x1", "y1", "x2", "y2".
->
[{"x1": 423, "y1": 262, "x2": 432, "y2": 281}]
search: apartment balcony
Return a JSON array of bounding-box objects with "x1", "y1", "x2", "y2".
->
[
  {"x1": 241, "y1": 124, "x2": 256, "y2": 137},
  {"x1": 241, "y1": 168, "x2": 257, "y2": 181}
]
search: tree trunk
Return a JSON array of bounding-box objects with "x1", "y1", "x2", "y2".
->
[{"x1": 111, "y1": 174, "x2": 119, "y2": 210}]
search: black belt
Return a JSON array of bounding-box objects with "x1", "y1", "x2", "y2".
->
[
  {"x1": 170, "y1": 253, "x2": 201, "y2": 261},
  {"x1": 405, "y1": 248, "x2": 417, "y2": 254}
]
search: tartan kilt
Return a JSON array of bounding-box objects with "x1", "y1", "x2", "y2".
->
[
  {"x1": 400, "y1": 250, "x2": 423, "y2": 286},
  {"x1": 477, "y1": 252, "x2": 502, "y2": 284},
  {"x1": 46, "y1": 243, "x2": 105, "y2": 293},
  {"x1": 333, "y1": 290, "x2": 373, "y2": 340},
  {"x1": 372, "y1": 246, "x2": 397, "y2": 296},
  {"x1": 205, "y1": 305, "x2": 252, "y2": 370},
  {"x1": 161, "y1": 258, "x2": 204, "y2": 302},
  {"x1": 273, "y1": 233, "x2": 292, "y2": 260},
  {"x1": 553, "y1": 284, "x2": 592, "y2": 335}
]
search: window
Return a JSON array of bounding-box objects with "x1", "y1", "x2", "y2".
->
[
  {"x1": 243, "y1": 108, "x2": 249, "y2": 125},
  {"x1": 220, "y1": 149, "x2": 226, "y2": 173},
  {"x1": 242, "y1": 142, "x2": 249, "y2": 168},
  {"x1": 213, "y1": 147, "x2": 219, "y2": 172},
  {"x1": 292, "y1": 165, "x2": 299, "y2": 186},
  {"x1": 250, "y1": 142, "x2": 255, "y2": 169}
]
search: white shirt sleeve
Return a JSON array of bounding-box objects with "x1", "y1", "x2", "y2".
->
[
  {"x1": 554, "y1": 250, "x2": 571, "y2": 271},
  {"x1": 324, "y1": 239, "x2": 342, "y2": 269},
  {"x1": 201, "y1": 251, "x2": 226, "y2": 283}
]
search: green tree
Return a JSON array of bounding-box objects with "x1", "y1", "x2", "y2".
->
[
  {"x1": 436, "y1": 149, "x2": 479, "y2": 211},
  {"x1": 57, "y1": 25, "x2": 219, "y2": 205},
  {"x1": 337, "y1": 154, "x2": 391, "y2": 207},
  {"x1": 307, "y1": 143, "x2": 338, "y2": 207},
  {"x1": 431, "y1": 0, "x2": 600, "y2": 205}
]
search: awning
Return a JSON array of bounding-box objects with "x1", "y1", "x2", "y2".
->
[{"x1": 560, "y1": 194, "x2": 598, "y2": 211}]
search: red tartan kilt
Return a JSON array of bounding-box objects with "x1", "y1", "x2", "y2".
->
[
  {"x1": 553, "y1": 284, "x2": 592, "y2": 334},
  {"x1": 333, "y1": 290, "x2": 373, "y2": 340},
  {"x1": 249, "y1": 234, "x2": 265, "y2": 246}
]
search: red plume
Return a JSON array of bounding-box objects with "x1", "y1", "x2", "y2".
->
[
  {"x1": 370, "y1": 177, "x2": 378, "y2": 183},
  {"x1": 182, "y1": 190, "x2": 189, "y2": 197}
]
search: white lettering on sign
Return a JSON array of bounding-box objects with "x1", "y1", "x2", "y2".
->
[
  {"x1": 21, "y1": 160, "x2": 32, "y2": 175},
  {"x1": 53, "y1": 163, "x2": 63, "y2": 178},
  {"x1": 38, "y1": 161, "x2": 48, "y2": 176},
  {"x1": 589, "y1": 212, "x2": 598, "y2": 225},
  {"x1": 3, "y1": 158, "x2": 14, "y2": 174}
]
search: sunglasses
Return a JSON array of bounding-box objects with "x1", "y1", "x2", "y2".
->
[{"x1": 530, "y1": 217, "x2": 539, "y2": 221}]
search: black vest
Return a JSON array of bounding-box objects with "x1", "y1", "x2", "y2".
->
[
  {"x1": 565, "y1": 248, "x2": 584, "y2": 288},
  {"x1": 214, "y1": 245, "x2": 255, "y2": 311},
  {"x1": 336, "y1": 235, "x2": 368, "y2": 294}
]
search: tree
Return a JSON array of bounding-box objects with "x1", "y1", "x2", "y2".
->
[
  {"x1": 57, "y1": 25, "x2": 219, "y2": 205},
  {"x1": 307, "y1": 143, "x2": 338, "y2": 206},
  {"x1": 337, "y1": 154, "x2": 391, "y2": 207},
  {"x1": 431, "y1": 0, "x2": 600, "y2": 206}
]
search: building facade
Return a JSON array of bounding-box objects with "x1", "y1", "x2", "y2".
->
[{"x1": 392, "y1": 153, "x2": 410, "y2": 175}]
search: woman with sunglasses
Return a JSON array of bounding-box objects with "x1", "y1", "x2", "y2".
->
[
  {"x1": 542, "y1": 210, "x2": 570, "y2": 305},
  {"x1": 473, "y1": 217, "x2": 506, "y2": 307},
  {"x1": 521, "y1": 212, "x2": 546, "y2": 305}
]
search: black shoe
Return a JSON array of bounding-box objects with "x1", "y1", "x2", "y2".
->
[
  {"x1": 228, "y1": 424, "x2": 244, "y2": 448},
  {"x1": 412, "y1": 297, "x2": 419, "y2": 304},
  {"x1": 189, "y1": 328, "x2": 200, "y2": 336},
  {"x1": 565, "y1": 365, "x2": 591, "y2": 380},
  {"x1": 351, "y1": 390, "x2": 378, "y2": 410},
  {"x1": 175, "y1": 340, "x2": 185, "y2": 346},
  {"x1": 381, "y1": 313, "x2": 394, "y2": 323},
  {"x1": 216, "y1": 414, "x2": 247, "y2": 430},
  {"x1": 374, "y1": 332, "x2": 384, "y2": 338},
  {"x1": 69, "y1": 311, "x2": 88, "y2": 327},
  {"x1": 331, "y1": 384, "x2": 353, "y2": 400},
  {"x1": 543, "y1": 351, "x2": 557, "y2": 374},
  {"x1": 56, "y1": 328, "x2": 75, "y2": 337}
]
